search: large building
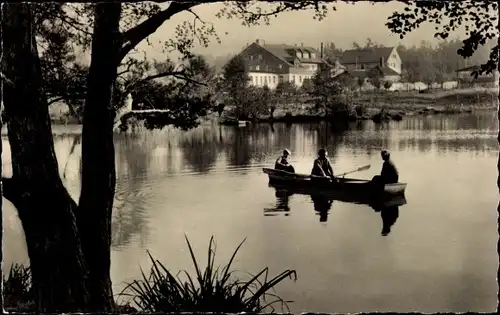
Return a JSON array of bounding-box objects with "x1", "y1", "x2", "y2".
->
[
  {"x1": 236, "y1": 39, "x2": 342, "y2": 89},
  {"x1": 339, "y1": 47, "x2": 402, "y2": 82}
]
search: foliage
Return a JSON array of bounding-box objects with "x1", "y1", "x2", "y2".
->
[
  {"x1": 221, "y1": 54, "x2": 250, "y2": 107},
  {"x1": 275, "y1": 81, "x2": 298, "y2": 97},
  {"x1": 310, "y1": 63, "x2": 346, "y2": 115},
  {"x1": 3, "y1": 264, "x2": 34, "y2": 311},
  {"x1": 356, "y1": 76, "x2": 365, "y2": 90},
  {"x1": 387, "y1": 1, "x2": 498, "y2": 78},
  {"x1": 383, "y1": 80, "x2": 393, "y2": 90},
  {"x1": 301, "y1": 78, "x2": 314, "y2": 94},
  {"x1": 367, "y1": 68, "x2": 383, "y2": 90},
  {"x1": 322, "y1": 42, "x2": 343, "y2": 59},
  {"x1": 118, "y1": 56, "x2": 216, "y2": 130},
  {"x1": 121, "y1": 236, "x2": 297, "y2": 313}
]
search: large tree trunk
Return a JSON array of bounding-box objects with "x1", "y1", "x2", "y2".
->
[
  {"x1": 76, "y1": 3, "x2": 121, "y2": 311},
  {"x1": 1, "y1": 3, "x2": 90, "y2": 312}
]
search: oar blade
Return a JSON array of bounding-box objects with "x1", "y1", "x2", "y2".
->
[{"x1": 358, "y1": 164, "x2": 371, "y2": 172}]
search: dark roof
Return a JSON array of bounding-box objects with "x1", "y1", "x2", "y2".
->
[
  {"x1": 258, "y1": 43, "x2": 323, "y2": 65},
  {"x1": 379, "y1": 67, "x2": 400, "y2": 76},
  {"x1": 340, "y1": 47, "x2": 394, "y2": 64}
]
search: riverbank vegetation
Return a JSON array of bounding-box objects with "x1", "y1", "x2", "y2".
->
[{"x1": 4, "y1": 237, "x2": 296, "y2": 313}]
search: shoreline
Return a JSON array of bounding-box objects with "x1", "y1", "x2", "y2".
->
[
  {"x1": 220, "y1": 104, "x2": 496, "y2": 126},
  {"x1": 45, "y1": 88, "x2": 497, "y2": 127}
]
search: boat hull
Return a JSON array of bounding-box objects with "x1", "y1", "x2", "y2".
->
[{"x1": 263, "y1": 168, "x2": 407, "y2": 197}]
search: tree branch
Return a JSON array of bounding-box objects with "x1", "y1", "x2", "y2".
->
[
  {"x1": 122, "y1": 69, "x2": 208, "y2": 97},
  {"x1": 119, "y1": 1, "x2": 210, "y2": 61},
  {"x1": 58, "y1": 13, "x2": 93, "y2": 36},
  {"x1": 2, "y1": 177, "x2": 23, "y2": 208},
  {"x1": 47, "y1": 96, "x2": 67, "y2": 106}
]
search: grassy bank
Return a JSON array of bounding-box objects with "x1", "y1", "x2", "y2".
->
[
  {"x1": 220, "y1": 88, "x2": 497, "y2": 125},
  {"x1": 47, "y1": 88, "x2": 497, "y2": 127},
  {"x1": 352, "y1": 88, "x2": 497, "y2": 112}
]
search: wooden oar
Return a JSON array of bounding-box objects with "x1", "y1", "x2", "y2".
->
[{"x1": 337, "y1": 164, "x2": 371, "y2": 178}]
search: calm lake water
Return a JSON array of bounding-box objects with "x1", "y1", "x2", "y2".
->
[{"x1": 3, "y1": 113, "x2": 498, "y2": 313}]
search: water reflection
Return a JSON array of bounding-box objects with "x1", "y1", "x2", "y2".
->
[
  {"x1": 311, "y1": 194, "x2": 334, "y2": 222},
  {"x1": 370, "y1": 201, "x2": 402, "y2": 236},
  {"x1": 3, "y1": 112, "x2": 497, "y2": 313},
  {"x1": 263, "y1": 188, "x2": 292, "y2": 216}
]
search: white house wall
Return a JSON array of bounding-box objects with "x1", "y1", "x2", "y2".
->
[
  {"x1": 248, "y1": 72, "x2": 280, "y2": 89},
  {"x1": 248, "y1": 71, "x2": 315, "y2": 89},
  {"x1": 385, "y1": 48, "x2": 402, "y2": 74}
]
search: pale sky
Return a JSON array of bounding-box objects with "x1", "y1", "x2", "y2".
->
[
  {"x1": 74, "y1": 1, "x2": 478, "y2": 65},
  {"x1": 135, "y1": 1, "x2": 469, "y2": 61}
]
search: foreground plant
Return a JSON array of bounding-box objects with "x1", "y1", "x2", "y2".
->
[
  {"x1": 121, "y1": 236, "x2": 297, "y2": 313},
  {"x1": 3, "y1": 263, "x2": 34, "y2": 311}
]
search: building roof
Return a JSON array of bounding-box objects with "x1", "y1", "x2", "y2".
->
[
  {"x1": 379, "y1": 67, "x2": 400, "y2": 76},
  {"x1": 257, "y1": 42, "x2": 324, "y2": 65},
  {"x1": 340, "y1": 47, "x2": 394, "y2": 64}
]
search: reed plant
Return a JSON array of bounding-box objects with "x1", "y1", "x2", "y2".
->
[
  {"x1": 120, "y1": 235, "x2": 297, "y2": 313},
  {"x1": 3, "y1": 263, "x2": 34, "y2": 311}
]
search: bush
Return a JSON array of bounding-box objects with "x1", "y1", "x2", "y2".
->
[
  {"x1": 3, "y1": 263, "x2": 34, "y2": 312},
  {"x1": 121, "y1": 236, "x2": 297, "y2": 313},
  {"x1": 354, "y1": 104, "x2": 368, "y2": 117}
]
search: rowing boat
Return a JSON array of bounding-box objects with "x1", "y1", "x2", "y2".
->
[{"x1": 263, "y1": 168, "x2": 407, "y2": 197}]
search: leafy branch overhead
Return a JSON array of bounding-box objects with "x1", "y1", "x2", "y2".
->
[{"x1": 386, "y1": 0, "x2": 499, "y2": 78}]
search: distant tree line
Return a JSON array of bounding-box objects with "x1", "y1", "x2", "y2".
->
[{"x1": 322, "y1": 37, "x2": 495, "y2": 85}]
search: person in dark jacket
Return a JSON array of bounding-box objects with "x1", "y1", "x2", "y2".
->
[
  {"x1": 371, "y1": 150, "x2": 399, "y2": 193},
  {"x1": 380, "y1": 150, "x2": 399, "y2": 183},
  {"x1": 275, "y1": 149, "x2": 295, "y2": 173},
  {"x1": 311, "y1": 149, "x2": 335, "y2": 180}
]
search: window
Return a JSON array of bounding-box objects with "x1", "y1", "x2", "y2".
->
[
  {"x1": 299, "y1": 76, "x2": 302, "y2": 82},
  {"x1": 260, "y1": 76, "x2": 262, "y2": 85},
  {"x1": 264, "y1": 77, "x2": 268, "y2": 85},
  {"x1": 249, "y1": 55, "x2": 253, "y2": 60},
  {"x1": 258, "y1": 54, "x2": 262, "y2": 60},
  {"x1": 268, "y1": 76, "x2": 271, "y2": 82},
  {"x1": 292, "y1": 75, "x2": 295, "y2": 82},
  {"x1": 273, "y1": 76, "x2": 276, "y2": 84},
  {"x1": 278, "y1": 64, "x2": 283, "y2": 69},
  {"x1": 255, "y1": 65, "x2": 260, "y2": 71},
  {"x1": 279, "y1": 75, "x2": 284, "y2": 83}
]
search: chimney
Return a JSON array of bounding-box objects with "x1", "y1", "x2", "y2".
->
[
  {"x1": 301, "y1": 42, "x2": 304, "y2": 47},
  {"x1": 380, "y1": 57, "x2": 384, "y2": 67},
  {"x1": 320, "y1": 42, "x2": 324, "y2": 58},
  {"x1": 255, "y1": 39, "x2": 260, "y2": 45}
]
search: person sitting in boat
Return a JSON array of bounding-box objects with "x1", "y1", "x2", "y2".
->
[
  {"x1": 275, "y1": 149, "x2": 295, "y2": 173},
  {"x1": 372, "y1": 150, "x2": 399, "y2": 187},
  {"x1": 311, "y1": 149, "x2": 336, "y2": 180}
]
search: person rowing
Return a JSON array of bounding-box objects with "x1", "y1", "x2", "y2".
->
[
  {"x1": 311, "y1": 148, "x2": 336, "y2": 181},
  {"x1": 275, "y1": 149, "x2": 295, "y2": 173}
]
